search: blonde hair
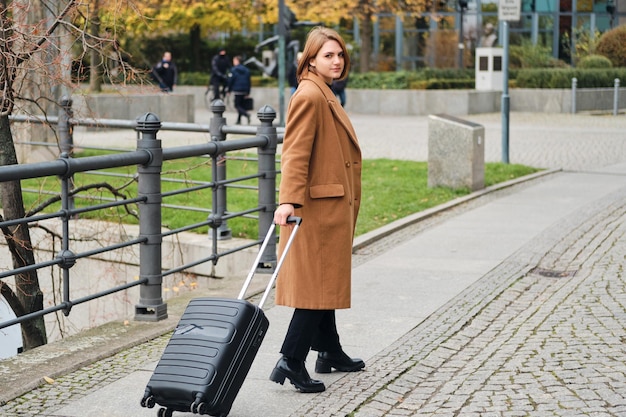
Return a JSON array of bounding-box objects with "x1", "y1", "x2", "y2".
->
[{"x1": 297, "y1": 26, "x2": 350, "y2": 82}]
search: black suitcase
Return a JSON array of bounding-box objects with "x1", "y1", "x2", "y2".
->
[{"x1": 141, "y1": 217, "x2": 302, "y2": 417}]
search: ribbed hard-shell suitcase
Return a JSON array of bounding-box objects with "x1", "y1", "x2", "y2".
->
[{"x1": 140, "y1": 217, "x2": 302, "y2": 417}]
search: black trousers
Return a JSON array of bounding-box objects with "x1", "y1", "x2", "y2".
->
[
  {"x1": 234, "y1": 94, "x2": 249, "y2": 122},
  {"x1": 280, "y1": 309, "x2": 342, "y2": 361},
  {"x1": 211, "y1": 79, "x2": 226, "y2": 101}
]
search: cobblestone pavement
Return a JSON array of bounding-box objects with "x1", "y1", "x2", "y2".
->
[
  {"x1": 1, "y1": 112, "x2": 626, "y2": 416},
  {"x1": 293, "y1": 185, "x2": 626, "y2": 417}
]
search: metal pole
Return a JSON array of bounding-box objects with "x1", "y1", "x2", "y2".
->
[
  {"x1": 58, "y1": 96, "x2": 75, "y2": 214},
  {"x1": 278, "y1": 0, "x2": 286, "y2": 126},
  {"x1": 58, "y1": 152, "x2": 76, "y2": 316},
  {"x1": 501, "y1": 21, "x2": 510, "y2": 164},
  {"x1": 572, "y1": 77, "x2": 577, "y2": 114},
  {"x1": 458, "y1": 8, "x2": 465, "y2": 69},
  {"x1": 134, "y1": 112, "x2": 167, "y2": 322},
  {"x1": 209, "y1": 99, "x2": 232, "y2": 240},
  {"x1": 58, "y1": 96, "x2": 73, "y2": 156},
  {"x1": 256, "y1": 105, "x2": 279, "y2": 268},
  {"x1": 396, "y1": 15, "x2": 403, "y2": 71},
  {"x1": 614, "y1": 78, "x2": 620, "y2": 116}
]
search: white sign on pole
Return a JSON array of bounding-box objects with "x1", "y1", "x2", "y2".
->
[{"x1": 498, "y1": 0, "x2": 522, "y2": 21}]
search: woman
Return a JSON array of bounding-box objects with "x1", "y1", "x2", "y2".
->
[{"x1": 270, "y1": 27, "x2": 364, "y2": 394}]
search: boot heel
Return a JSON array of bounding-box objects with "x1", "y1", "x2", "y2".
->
[
  {"x1": 269, "y1": 368, "x2": 286, "y2": 385},
  {"x1": 315, "y1": 359, "x2": 332, "y2": 374}
]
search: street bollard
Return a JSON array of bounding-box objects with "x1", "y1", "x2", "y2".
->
[
  {"x1": 614, "y1": 79, "x2": 620, "y2": 116},
  {"x1": 571, "y1": 77, "x2": 577, "y2": 114}
]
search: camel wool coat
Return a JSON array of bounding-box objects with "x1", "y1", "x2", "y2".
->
[{"x1": 276, "y1": 72, "x2": 362, "y2": 310}]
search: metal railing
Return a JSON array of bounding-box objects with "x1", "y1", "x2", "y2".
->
[
  {"x1": 0, "y1": 99, "x2": 283, "y2": 331},
  {"x1": 571, "y1": 77, "x2": 623, "y2": 115}
]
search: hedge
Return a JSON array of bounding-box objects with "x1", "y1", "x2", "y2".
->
[
  {"x1": 515, "y1": 68, "x2": 626, "y2": 88},
  {"x1": 177, "y1": 68, "x2": 625, "y2": 90}
]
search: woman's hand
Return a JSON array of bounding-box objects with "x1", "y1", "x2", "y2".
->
[{"x1": 274, "y1": 204, "x2": 295, "y2": 226}]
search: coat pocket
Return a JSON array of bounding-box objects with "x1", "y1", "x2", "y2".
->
[{"x1": 310, "y1": 183, "x2": 345, "y2": 199}]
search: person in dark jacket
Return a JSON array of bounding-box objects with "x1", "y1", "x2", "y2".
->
[
  {"x1": 228, "y1": 55, "x2": 252, "y2": 125},
  {"x1": 332, "y1": 76, "x2": 348, "y2": 107},
  {"x1": 152, "y1": 52, "x2": 177, "y2": 92},
  {"x1": 288, "y1": 52, "x2": 303, "y2": 96},
  {"x1": 209, "y1": 49, "x2": 231, "y2": 101}
]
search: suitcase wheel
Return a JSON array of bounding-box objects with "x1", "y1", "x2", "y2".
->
[
  {"x1": 190, "y1": 401, "x2": 202, "y2": 414},
  {"x1": 140, "y1": 395, "x2": 155, "y2": 409},
  {"x1": 157, "y1": 407, "x2": 173, "y2": 417}
]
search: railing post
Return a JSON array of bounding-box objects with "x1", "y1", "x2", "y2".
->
[
  {"x1": 58, "y1": 96, "x2": 76, "y2": 214},
  {"x1": 209, "y1": 99, "x2": 232, "y2": 240},
  {"x1": 58, "y1": 152, "x2": 76, "y2": 316},
  {"x1": 613, "y1": 78, "x2": 620, "y2": 116},
  {"x1": 58, "y1": 96, "x2": 74, "y2": 156},
  {"x1": 256, "y1": 105, "x2": 278, "y2": 267},
  {"x1": 571, "y1": 77, "x2": 577, "y2": 114},
  {"x1": 134, "y1": 112, "x2": 167, "y2": 322}
]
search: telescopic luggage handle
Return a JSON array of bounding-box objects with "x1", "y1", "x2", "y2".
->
[{"x1": 238, "y1": 216, "x2": 302, "y2": 309}]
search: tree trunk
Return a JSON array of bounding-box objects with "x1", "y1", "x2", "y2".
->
[
  {"x1": 358, "y1": 6, "x2": 373, "y2": 73},
  {"x1": 190, "y1": 24, "x2": 201, "y2": 72},
  {"x1": 89, "y1": 0, "x2": 103, "y2": 92},
  {"x1": 0, "y1": 115, "x2": 47, "y2": 350}
]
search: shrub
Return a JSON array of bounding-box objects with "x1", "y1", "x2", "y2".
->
[
  {"x1": 349, "y1": 70, "x2": 474, "y2": 90},
  {"x1": 596, "y1": 24, "x2": 626, "y2": 67},
  {"x1": 178, "y1": 72, "x2": 209, "y2": 86},
  {"x1": 509, "y1": 40, "x2": 568, "y2": 69},
  {"x1": 577, "y1": 54, "x2": 613, "y2": 69},
  {"x1": 409, "y1": 79, "x2": 475, "y2": 89}
]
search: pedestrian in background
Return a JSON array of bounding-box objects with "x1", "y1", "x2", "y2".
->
[
  {"x1": 209, "y1": 48, "x2": 231, "y2": 101},
  {"x1": 228, "y1": 55, "x2": 252, "y2": 125},
  {"x1": 151, "y1": 51, "x2": 177, "y2": 92},
  {"x1": 332, "y1": 75, "x2": 348, "y2": 107},
  {"x1": 288, "y1": 51, "x2": 303, "y2": 96},
  {"x1": 270, "y1": 26, "x2": 364, "y2": 394}
]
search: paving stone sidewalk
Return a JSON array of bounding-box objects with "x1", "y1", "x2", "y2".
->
[{"x1": 296, "y1": 184, "x2": 626, "y2": 417}]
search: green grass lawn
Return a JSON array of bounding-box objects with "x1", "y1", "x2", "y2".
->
[{"x1": 20, "y1": 152, "x2": 539, "y2": 239}]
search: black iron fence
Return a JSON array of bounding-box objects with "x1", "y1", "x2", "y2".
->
[{"x1": 0, "y1": 99, "x2": 283, "y2": 333}]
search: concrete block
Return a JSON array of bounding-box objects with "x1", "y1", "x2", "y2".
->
[
  {"x1": 74, "y1": 93, "x2": 194, "y2": 124},
  {"x1": 428, "y1": 114, "x2": 485, "y2": 191}
]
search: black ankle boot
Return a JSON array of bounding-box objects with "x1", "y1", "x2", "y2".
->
[
  {"x1": 315, "y1": 350, "x2": 365, "y2": 373},
  {"x1": 269, "y1": 356, "x2": 326, "y2": 393}
]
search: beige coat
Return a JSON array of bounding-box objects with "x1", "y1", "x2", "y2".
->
[{"x1": 275, "y1": 72, "x2": 362, "y2": 310}]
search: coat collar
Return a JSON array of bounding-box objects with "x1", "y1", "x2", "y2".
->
[{"x1": 301, "y1": 72, "x2": 360, "y2": 151}]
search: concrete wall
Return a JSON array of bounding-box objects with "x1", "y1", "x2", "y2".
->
[
  {"x1": 181, "y1": 85, "x2": 625, "y2": 117},
  {"x1": 68, "y1": 86, "x2": 625, "y2": 123},
  {"x1": 72, "y1": 92, "x2": 195, "y2": 123}
]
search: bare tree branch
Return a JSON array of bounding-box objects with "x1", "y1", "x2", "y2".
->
[
  {"x1": 14, "y1": 0, "x2": 78, "y2": 67},
  {"x1": 26, "y1": 180, "x2": 139, "y2": 219}
]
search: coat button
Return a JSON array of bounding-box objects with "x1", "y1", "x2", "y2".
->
[{"x1": 345, "y1": 161, "x2": 351, "y2": 167}]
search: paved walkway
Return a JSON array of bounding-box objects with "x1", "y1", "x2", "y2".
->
[{"x1": 1, "y1": 110, "x2": 626, "y2": 416}]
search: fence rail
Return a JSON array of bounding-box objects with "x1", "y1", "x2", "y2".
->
[
  {"x1": 0, "y1": 99, "x2": 282, "y2": 337},
  {"x1": 571, "y1": 77, "x2": 622, "y2": 115}
]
